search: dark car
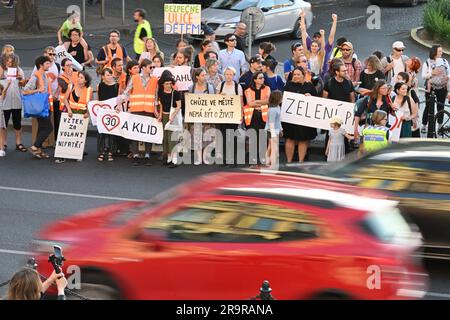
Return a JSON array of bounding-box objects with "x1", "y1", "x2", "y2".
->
[
  {"x1": 278, "y1": 139, "x2": 450, "y2": 261},
  {"x1": 369, "y1": 0, "x2": 426, "y2": 6}
]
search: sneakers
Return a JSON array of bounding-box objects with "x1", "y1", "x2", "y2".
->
[
  {"x1": 55, "y1": 158, "x2": 66, "y2": 164},
  {"x1": 0, "y1": 150, "x2": 5, "y2": 157},
  {"x1": 168, "y1": 161, "x2": 177, "y2": 169},
  {"x1": 421, "y1": 125, "x2": 427, "y2": 134},
  {"x1": 132, "y1": 156, "x2": 140, "y2": 166}
]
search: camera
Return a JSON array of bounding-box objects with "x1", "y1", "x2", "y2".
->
[{"x1": 48, "y1": 245, "x2": 66, "y2": 274}]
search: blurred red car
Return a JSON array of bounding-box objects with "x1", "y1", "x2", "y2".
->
[{"x1": 32, "y1": 172, "x2": 428, "y2": 300}]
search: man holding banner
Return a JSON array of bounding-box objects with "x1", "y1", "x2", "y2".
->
[{"x1": 119, "y1": 59, "x2": 159, "y2": 166}]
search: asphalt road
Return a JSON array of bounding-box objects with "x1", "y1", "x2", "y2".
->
[{"x1": 0, "y1": 0, "x2": 449, "y2": 300}]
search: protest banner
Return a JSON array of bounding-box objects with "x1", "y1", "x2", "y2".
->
[
  {"x1": 153, "y1": 66, "x2": 192, "y2": 91},
  {"x1": 388, "y1": 111, "x2": 403, "y2": 142},
  {"x1": 55, "y1": 45, "x2": 83, "y2": 71},
  {"x1": 88, "y1": 97, "x2": 122, "y2": 126},
  {"x1": 164, "y1": 3, "x2": 201, "y2": 35},
  {"x1": 184, "y1": 93, "x2": 242, "y2": 124},
  {"x1": 281, "y1": 91, "x2": 355, "y2": 132},
  {"x1": 54, "y1": 113, "x2": 89, "y2": 160},
  {"x1": 97, "y1": 109, "x2": 163, "y2": 144}
]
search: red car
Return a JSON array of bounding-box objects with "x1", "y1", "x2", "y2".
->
[{"x1": 32, "y1": 172, "x2": 428, "y2": 300}]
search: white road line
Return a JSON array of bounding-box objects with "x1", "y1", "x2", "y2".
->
[
  {"x1": 426, "y1": 292, "x2": 450, "y2": 299},
  {"x1": 337, "y1": 16, "x2": 366, "y2": 23},
  {"x1": 0, "y1": 249, "x2": 32, "y2": 256},
  {"x1": 0, "y1": 186, "x2": 144, "y2": 202}
]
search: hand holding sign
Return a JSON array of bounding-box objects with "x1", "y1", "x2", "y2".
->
[{"x1": 88, "y1": 97, "x2": 118, "y2": 126}]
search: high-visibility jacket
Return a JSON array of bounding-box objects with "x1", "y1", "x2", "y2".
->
[
  {"x1": 134, "y1": 20, "x2": 152, "y2": 55},
  {"x1": 129, "y1": 74, "x2": 158, "y2": 113},
  {"x1": 362, "y1": 125, "x2": 389, "y2": 153},
  {"x1": 243, "y1": 86, "x2": 270, "y2": 126},
  {"x1": 58, "y1": 72, "x2": 79, "y2": 111},
  {"x1": 103, "y1": 44, "x2": 124, "y2": 70},
  {"x1": 68, "y1": 85, "x2": 92, "y2": 111},
  {"x1": 34, "y1": 71, "x2": 53, "y2": 112},
  {"x1": 199, "y1": 53, "x2": 206, "y2": 67},
  {"x1": 116, "y1": 72, "x2": 127, "y2": 93}
]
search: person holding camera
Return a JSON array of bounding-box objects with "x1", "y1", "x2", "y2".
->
[{"x1": 7, "y1": 268, "x2": 68, "y2": 300}]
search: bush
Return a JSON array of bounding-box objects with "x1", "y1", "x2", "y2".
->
[{"x1": 423, "y1": 0, "x2": 450, "y2": 44}]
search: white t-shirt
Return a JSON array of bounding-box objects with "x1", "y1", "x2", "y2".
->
[
  {"x1": 216, "y1": 82, "x2": 243, "y2": 96},
  {"x1": 391, "y1": 57, "x2": 405, "y2": 86}
]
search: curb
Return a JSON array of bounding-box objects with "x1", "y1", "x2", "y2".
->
[{"x1": 410, "y1": 26, "x2": 450, "y2": 56}]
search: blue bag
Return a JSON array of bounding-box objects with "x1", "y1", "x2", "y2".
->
[{"x1": 22, "y1": 93, "x2": 50, "y2": 118}]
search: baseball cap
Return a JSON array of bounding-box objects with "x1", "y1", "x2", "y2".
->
[
  {"x1": 341, "y1": 42, "x2": 353, "y2": 50},
  {"x1": 392, "y1": 41, "x2": 405, "y2": 49},
  {"x1": 249, "y1": 55, "x2": 263, "y2": 64}
]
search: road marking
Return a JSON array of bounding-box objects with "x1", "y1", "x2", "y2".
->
[
  {"x1": 0, "y1": 186, "x2": 144, "y2": 202},
  {"x1": 0, "y1": 249, "x2": 32, "y2": 256},
  {"x1": 337, "y1": 16, "x2": 366, "y2": 23},
  {"x1": 426, "y1": 292, "x2": 450, "y2": 299}
]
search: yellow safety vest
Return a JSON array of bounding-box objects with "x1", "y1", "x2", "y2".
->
[
  {"x1": 134, "y1": 20, "x2": 152, "y2": 55},
  {"x1": 362, "y1": 125, "x2": 389, "y2": 153}
]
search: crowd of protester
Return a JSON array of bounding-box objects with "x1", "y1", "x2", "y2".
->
[{"x1": 0, "y1": 8, "x2": 449, "y2": 167}]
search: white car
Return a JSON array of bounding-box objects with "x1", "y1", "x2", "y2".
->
[{"x1": 195, "y1": 0, "x2": 313, "y2": 41}]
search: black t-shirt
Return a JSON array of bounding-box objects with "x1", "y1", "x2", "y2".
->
[
  {"x1": 239, "y1": 71, "x2": 269, "y2": 91},
  {"x1": 324, "y1": 77, "x2": 354, "y2": 102},
  {"x1": 98, "y1": 82, "x2": 119, "y2": 101},
  {"x1": 67, "y1": 42, "x2": 86, "y2": 64},
  {"x1": 284, "y1": 81, "x2": 318, "y2": 97},
  {"x1": 359, "y1": 70, "x2": 385, "y2": 90},
  {"x1": 159, "y1": 90, "x2": 181, "y2": 113}
]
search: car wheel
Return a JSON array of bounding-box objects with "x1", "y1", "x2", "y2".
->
[
  {"x1": 434, "y1": 110, "x2": 450, "y2": 139},
  {"x1": 290, "y1": 18, "x2": 301, "y2": 40},
  {"x1": 67, "y1": 272, "x2": 121, "y2": 300}
]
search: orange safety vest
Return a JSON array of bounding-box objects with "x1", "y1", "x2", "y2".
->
[
  {"x1": 243, "y1": 86, "x2": 270, "y2": 126},
  {"x1": 116, "y1": 72, "x2": 127, "y2": 93},
  {"x1": 58, "y1": 72, "x2": 79, "y2": 111},
  {"x1": 128, "y1": 74, "x2": 158, "y2": 113},
  {"x1": 34, "y1": 71, "x2": 53, "y2": 112},
  {"x1": 103, "y1": 44, "x2": 124, "y2": 70},
  {"x1": 68, "y1": 85, "x2": 92, "y2": 111},
  {"x1": 199, "y1": 53, "x2": 206, "y2": 67}
]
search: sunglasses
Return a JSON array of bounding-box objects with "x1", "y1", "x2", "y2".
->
[
  {"x1": 48, "y1": 53, "x2": 56, "y2": 56},
  {"x1": 300, "y1": 59, "x2": 307, "y2": 63},
  {"x1": 394, "y1": 48, "x2": 404, "y2": 52},
  {"x1": 341, "y1": 48, "x2": 352, "y2": 52},
  {"x1": 149, "y1": 66, "x2": 155, "y2": 69}
]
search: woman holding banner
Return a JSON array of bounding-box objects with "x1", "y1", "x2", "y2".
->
[
  {"x1": 282, "y1": 67, "x2": 318, "y2": 163},
  {"x1": 244, "y1": 71, "x2": 271, "y2": 166},
  {"x1": 188, "y1": 68, "x2": 215, "y2": 165},
  {"x1": 96, "y1": 68, "x2": 119, "y2": 162},
  {"x1": 158, "y1": 70, "x2": 182, "y2": 168},
  {"x1": 217, "y1": 66, "x2": 244, "y2": 166}
]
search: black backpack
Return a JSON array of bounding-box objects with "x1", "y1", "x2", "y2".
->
[{"x1": 219, "y1": 81, "x2": 239, "y2": 95}]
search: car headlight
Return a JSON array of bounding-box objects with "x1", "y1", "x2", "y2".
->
[
  {"x1": 223, "y1": 23, "x2": 237, "y2": 29},
  {"x1": 30, "y1": 240, "x2": 72, "y2": 255}
]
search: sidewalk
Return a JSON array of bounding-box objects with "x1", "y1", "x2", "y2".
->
[{"x1": 0, "y1": 0, "x2": 168, "y2": 40}]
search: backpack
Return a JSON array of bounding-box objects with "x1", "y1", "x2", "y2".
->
[
  {"x1": 219, "y1": 81, "x2": 239, "y2": 95},
  {"x1": 427, "y1": 59, "x2": 449, "y2": 89},
  {"x1": 385, "y1": 56, "x2": 406, "y2": 78}
]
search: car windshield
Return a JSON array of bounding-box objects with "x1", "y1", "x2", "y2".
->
[{"x1": 211, "y1": 0, "x2": 259, "y2": 11}]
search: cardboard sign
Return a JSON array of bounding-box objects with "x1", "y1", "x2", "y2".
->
[
  {"x1": 6, "y1": 68, "x2": 17, "y2": 81},
  {"x1": 281, "y1": 91, "x2": 355, "y2": 132},
  {"x1": 54, "y1": 113, "x2": 89, "y2": 160},
  {"x1": 388, "y1": 110, "x2": 403, "y2": 142},
  {"x1": 153, "y1": 66, "x2": 192, "y2": 91},
  {"x1": 55, "y1": 45, "x2": 83, "y2": 71},
  {"x1": 164, "y1": 3, "x2": 202, "y2": 35},
  {"x1": 97, "y1": 109, "x2": 163, "y2": 144},
  {"x1": 88, "y1": 97, "x2": 123, "y2": 126},
  {"x1": 184, "y1": 93, "x2": 242, "y2": 124}
]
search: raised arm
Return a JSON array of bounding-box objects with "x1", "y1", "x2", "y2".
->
[
  {"x1": 328, "y1": 14, "x2": 338, "y2": 46},
  {"x1": 300, "y1": 11, "x2": 308, "y2": 52}
]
